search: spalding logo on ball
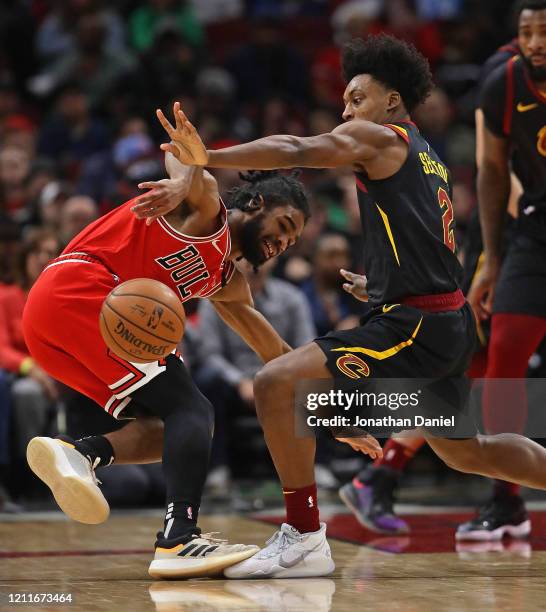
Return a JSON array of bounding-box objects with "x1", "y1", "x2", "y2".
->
[{"x1": 99, "y1": 278, "x2": 186, "y2": 363}]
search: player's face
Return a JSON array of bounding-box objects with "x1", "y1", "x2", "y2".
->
[
  {"x1": 342, "y1": 75, "x2": 394, "y2": 124},
  {"x1": 240, "y1": 204, "x2": 305, "y2": 268},
  {"x1": 519, "y1": 9, "x2": 546, "y2": 81}
]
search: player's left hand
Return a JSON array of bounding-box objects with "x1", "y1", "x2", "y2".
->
[
  {"x1": 336, "y1": 433, "x2": 383, "y2": 459},
  {"x1": 132, "y1": 177, "x2": 190, "y2": 225}
]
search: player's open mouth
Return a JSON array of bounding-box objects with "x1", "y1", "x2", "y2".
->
[
  {"x1": 263, "y1": 239, "x2": 275, "y2": 259},
  {"x1": 531, "y1": 54, "x2": 546, "y2": 65}
]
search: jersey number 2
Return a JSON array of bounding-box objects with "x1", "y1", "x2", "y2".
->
[{"x1": 437, "y1": 187, "x2": 455, "y2": 252}]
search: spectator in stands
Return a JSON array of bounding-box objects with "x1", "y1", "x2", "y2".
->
[
  {"x1": 29, "y1": 11, "x2": 136, "y2": 109},
  {"x1": 0, "y1": 230, "x2": 60, "y2": 463},
  {"x1": 37, "y1": 84, "x2": 109, "y2": 179},
  {"x1": 192, "y1": 259, "x2": 316, "y2": 494},
  {"x1": 225, "y1": 16, "x2": 309, "y2": 105},
  {"x1": 300, "y1": 233, "x2": 364, "y2": 336},
  {"x1": 129, "y1": 0, "x2": 204, "y2": 52},
  {"x1": 0, "y1": 147, "x2": 31, "y2": 224},
  {"x1": 59, "y1": 195, "x2": 99, "y2": 245},
  {"x1": 34, "y1": 0, "x2": 126, "y2": 66}
]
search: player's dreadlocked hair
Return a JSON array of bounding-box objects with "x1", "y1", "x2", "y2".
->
[
  {"x1": 341, "y1": 34, "x2": 433, "y2": 113},
  {"x1": 517, "y1": 0, "x2": 546, "y2": 14},
  {"x1": 226, "y1": 170, "x2": 310, "y2": 221}
]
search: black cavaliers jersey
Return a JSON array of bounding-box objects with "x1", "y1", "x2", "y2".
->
[
  {"x1": 355, "y1": 122, "x2": 463, "y2": 306},
  {"x1": 481, "y1": 55, "x2": 546, "y2": 239}
]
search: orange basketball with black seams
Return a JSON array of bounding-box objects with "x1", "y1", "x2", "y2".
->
[{"x1": 99, "y1": 278, "x2": 185, "y2": 363}]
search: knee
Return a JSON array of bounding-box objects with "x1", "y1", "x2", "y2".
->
[{"x1": 254, "y1": 358, "x2": 294, "y2": 421}]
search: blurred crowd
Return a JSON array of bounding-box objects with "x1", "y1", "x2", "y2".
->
[{"x1": 0, "y1": 0, "x2": 523, "y2": 511}]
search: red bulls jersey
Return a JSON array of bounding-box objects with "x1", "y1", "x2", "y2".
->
[{"x1": 63, "y1": 198, "x2": 235, "y2": 301}]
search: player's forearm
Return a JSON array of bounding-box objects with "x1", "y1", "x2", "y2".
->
[
  {"x1": 477, "y1": 161, "x2": 511, "y2": 260},
  {"x1": 165, "y1": 151, "x2": 195, "y2": 181},
  {"x1": 207, "y1": 135, "x2": 340, "y2": 170}
]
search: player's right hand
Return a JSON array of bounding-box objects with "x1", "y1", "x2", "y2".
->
[
  {"x1": 336, "y1": 433, "x2": 383, "y2": 460},
  {"x1": 132, "y1": 177, "x2": 190, "y2": 225},
  {"x1": 467, "y1": 258, "x2": 500, "y2": 321},
  {"x1": 340, "y1": 269, "x2": 368, "y2": 302},
  {"x1": 156, "y1": 101, "x2": 209, "y2": 166}
]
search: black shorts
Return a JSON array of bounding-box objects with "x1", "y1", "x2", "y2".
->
[
  {"x1": 316, "y1": 302, "x2": 476, "y2": 379},
  {"x1": 312, "y1": 302, "x2": 477, "y2": 437},
  {"x1": 494, "y1": 234, "x2": 546, "y2": 317}
]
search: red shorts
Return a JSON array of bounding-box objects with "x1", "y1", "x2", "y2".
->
[{"x1": 23, "y1": 255, "x2": 179, "y2": 419}]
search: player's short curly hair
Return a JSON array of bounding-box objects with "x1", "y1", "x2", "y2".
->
[
  {"x1": 341, "y1": 34, "x2": 433, "y2": 113},
  {"x1": 517, "y1": 0, "x2": 546, "y2": 14},
  {"x1": 226, "y1": 170, "x2": 310, "y2": 221}
]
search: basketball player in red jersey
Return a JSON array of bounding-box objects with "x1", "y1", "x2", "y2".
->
[
  {"x1": 23, "y1": 105, "x2": 309, "y2": 579},
  {"x1": 165, "y1": 35, "x2": 546, "y2": 579}
]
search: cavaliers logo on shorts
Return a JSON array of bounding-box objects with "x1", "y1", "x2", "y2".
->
[{"x1": 335, "y1": 353, "x2": 370, "y2": 379}]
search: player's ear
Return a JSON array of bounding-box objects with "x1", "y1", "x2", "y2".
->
[
  {"x1": 246, "y1": 194, "x2": 265, "y2": 213},
  {"x1": 387, "y1": 91, "x2": 402, "y2": 112}
]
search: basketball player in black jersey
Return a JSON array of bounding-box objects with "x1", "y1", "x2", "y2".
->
[
  {"x1": 462, "y1": 0, "x2": 546, "y2": 541},
  {"x1": 336, "y1": 36, "x2": 526, "y2": 540},
  {"x1": 162, "y1": 34, "x2": 546, "y2": 579}
]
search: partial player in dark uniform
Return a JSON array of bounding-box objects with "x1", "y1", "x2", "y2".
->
[
  {"x1": 464, "y1": 0, "x2": 546, "y2": 541},
  {"x1": 164, "y1": 34, "x2": 546, "y2": 580}
]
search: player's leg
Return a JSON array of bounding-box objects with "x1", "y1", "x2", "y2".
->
[
  {"x1": 339, "y1": 434, "x2": 425, "y2": 534},
  {"x1": 128, "y1": 356, "x2": 258, "y2": 579},
  {"x1": 425, "y1": 433, "x2": 546, "y2": 491},
  {"x1": 225, "y1": 341, "x2": 336, "y2": 579},
  {"x1": 456, "y1": 314, "x2": 546, "y2": 540}
]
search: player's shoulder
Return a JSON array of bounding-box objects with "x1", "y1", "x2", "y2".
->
[
  {"x1": 335, "y1": 119, "x2": 398, "y2": 145},
  {"x1": 480, "y1": 39, "x2": 520, "y2": 84}
]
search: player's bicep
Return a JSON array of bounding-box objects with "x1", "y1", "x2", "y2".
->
[
  {"x1": 294, "y1": 122, "x2": 395, "y2": 167},
  {"x1": 481, "y1": 125, "x2": 510, "y2": 174}
]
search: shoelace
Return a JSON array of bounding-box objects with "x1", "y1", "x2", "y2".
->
[
  {"x1": 87, "y1": 456, "x2": 102, "y2": 486},
  {"x1": 198, "y1": 532, "x2": 228, "y2": 545},
  {"x1": 265, "y1": 528, "x2": 300, "y2": 552}
]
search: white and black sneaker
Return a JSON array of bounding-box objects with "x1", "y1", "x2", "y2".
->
[
  {"x1": 224, "y1": 522, "x2": 335, "y2": 579},
  {"x1": 149, "y1": 532, "x2": 259, "y2": 579},
  {"x1": 456, "y1": 495, "x2": 531, "y2": 541},
  {"x1": 26, "y1": 436, "x2": 109, "y2": 524}
]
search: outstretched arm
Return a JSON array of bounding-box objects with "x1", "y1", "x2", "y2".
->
[
  {"x1": 132, "y1": 103, "x2": 220, "y2": 223},
  {"x1": 207, "y1": 121, "x2": 396, "y2": 169},
  {"x1": 159, "y1": 104, "x2": 396, "y2": 170},
  {"x1": 210, "y1": 269, "x2": 292, "y2": 364}
]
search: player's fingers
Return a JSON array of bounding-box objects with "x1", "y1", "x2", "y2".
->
[
  {"x1": 137, "y1": 181, "x2": 159, "y2": 191},
  {"x1": 156, "y1": 108, "x2": 175, "y2": 136},
  {"x1": 340, "y1": 268, "x2": 357, "y2": 281},
  {"x1": 342, "y1": 283, "x2": 354, "y2": 294},
  {"x1": 173, "y1": 102, "x2": 185, "y2": 132},
  {"x1": 160, "y1": 143, "x2": 179, "y2": 157}
]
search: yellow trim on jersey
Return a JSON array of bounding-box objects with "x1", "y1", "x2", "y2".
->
[
  {"x1": 331, "y1": 317, "x2": 423, "y2": 361},
  {"x1": 376, "y1": 204, "x2": 400, "y2": 266}
]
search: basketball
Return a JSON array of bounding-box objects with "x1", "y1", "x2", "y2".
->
[{"x1": 99, "y1": 278, "x2": 185, "y2": 363}]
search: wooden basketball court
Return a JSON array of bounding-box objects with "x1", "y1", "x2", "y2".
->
[{"x1": 2, "y1": 506, "x2": 546, "y2": 611}]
